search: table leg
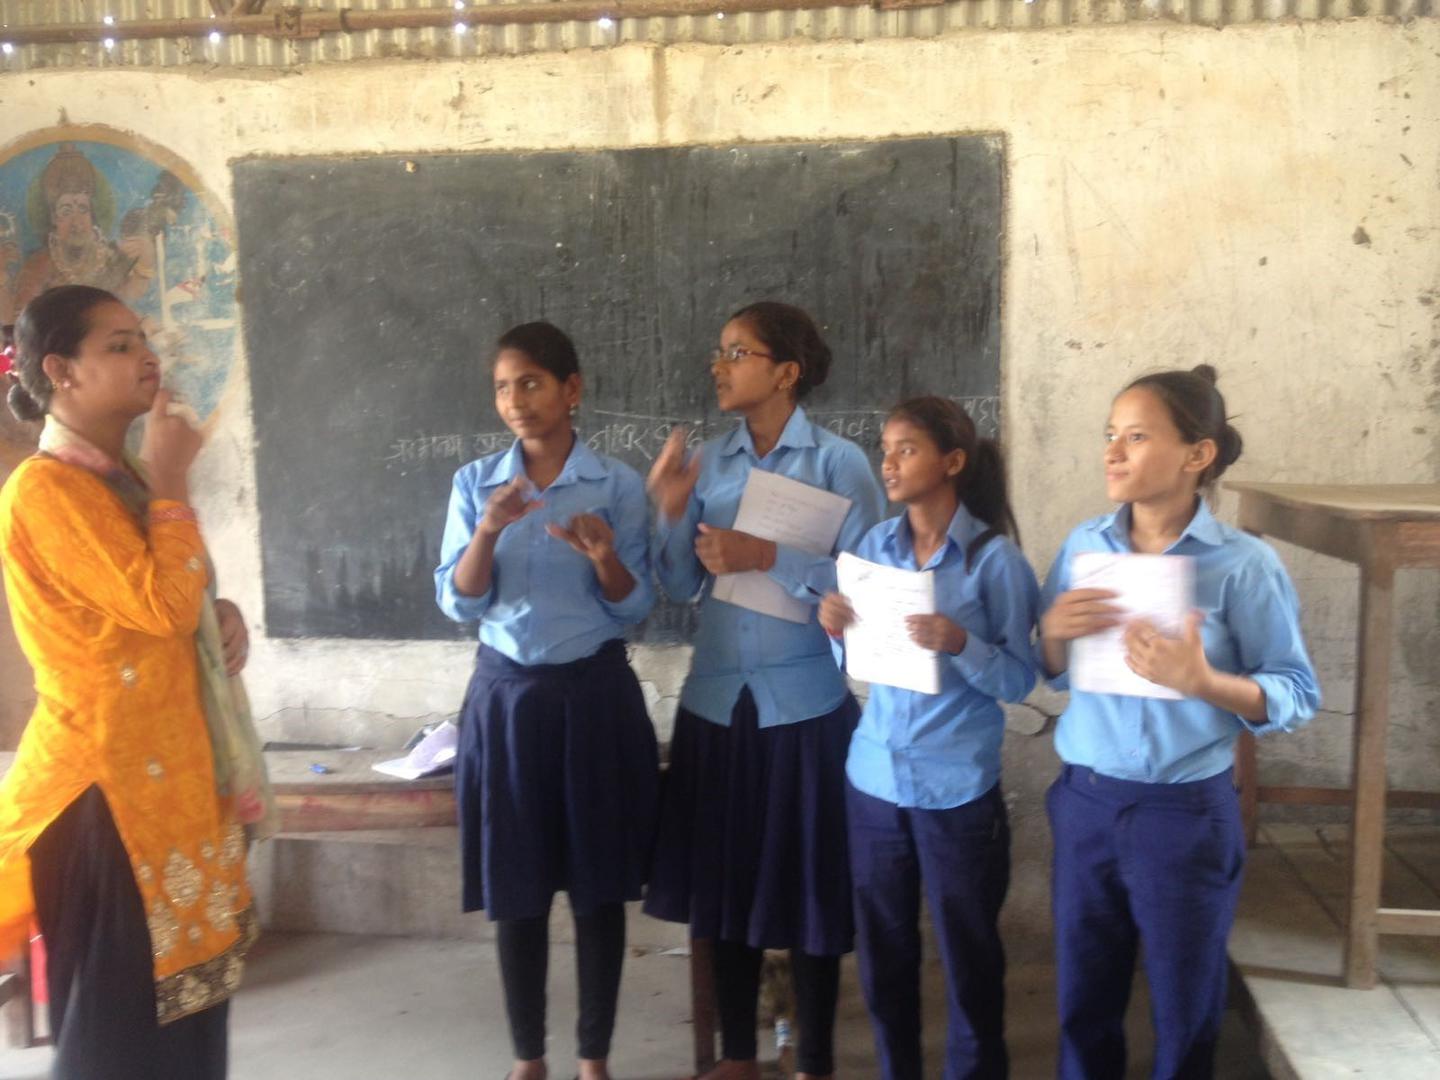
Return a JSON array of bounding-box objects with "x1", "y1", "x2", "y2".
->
[{"x1": 1344, "y1": 553, "x2": 1395, "y2": 989}]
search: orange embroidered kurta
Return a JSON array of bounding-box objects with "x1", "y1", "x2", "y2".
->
[{"x1": 0, "y1": 456, "x2": 255, "y2": 1023}]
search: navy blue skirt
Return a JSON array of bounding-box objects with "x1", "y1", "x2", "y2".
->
[
  {"x1": 644, "y1": 688, "x2": 860, "y2": 957},
  {"x1": 456, "y1": 639, "x2": 660, "y2": 922}
]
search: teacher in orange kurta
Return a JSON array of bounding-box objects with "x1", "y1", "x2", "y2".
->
[{"x1": 0, "y1": 284, "x2": 273, "y2": 1078}]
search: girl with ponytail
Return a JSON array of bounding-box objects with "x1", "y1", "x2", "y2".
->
[
  {"x1": 819, "y1": 396, "x2": 1039, "y2": 1079},
  {"x1": 1037, "y1": 365, "x2": 1319, "y2": 1079}
]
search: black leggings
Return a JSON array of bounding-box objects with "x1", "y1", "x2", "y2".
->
[
  {"x1": 713, "y1": 939, "x2": 840, "y2": 1076},
  {"x1": 496, "y1": 901, "x2": 626, "y2": 1061}
]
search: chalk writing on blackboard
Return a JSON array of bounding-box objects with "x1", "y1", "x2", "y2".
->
[
  {"x1": 377, "y1": 397, "x2": 1001, "y2": 468},
  {"x1": 385, "y1": 431, "x2": 514, "y2": 467}
]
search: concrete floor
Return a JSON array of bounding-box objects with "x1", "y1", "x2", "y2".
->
[
  {"x1": 1230, "y1": 823, "x2": 1440, "y2": 1079},
  {"x1": 0, "y1": 929, "x2": 1265, "y2": 1079}
]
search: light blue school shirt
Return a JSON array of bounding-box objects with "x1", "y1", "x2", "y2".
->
[
  {"x1": 654, "y1": 406, "x2": 885, "y2": 728},
  {"x1": 1040, "y1": 499, "x2": 1320, "y2": 783},
  {"x1": 843, "y1": 505, "x2": 1041, "y2": 810},
  {"x1": 434, "y1": 438, "x2": 654, "y2": 665}
]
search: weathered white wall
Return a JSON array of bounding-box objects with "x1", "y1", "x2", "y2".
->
[{"x1": 1, "y1": 21, "x2": 1436, "y2": 855}]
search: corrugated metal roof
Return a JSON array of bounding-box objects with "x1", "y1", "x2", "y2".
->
[{"x1": 0, "y1": 0, "x2": 1434, "y2": 71}]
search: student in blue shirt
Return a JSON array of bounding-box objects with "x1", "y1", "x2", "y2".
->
[
  {"x1": 819, "y1": 397, "x2": 1038, "y2": 1080},
  {"x1": 643, "y1": 301, "x2": 884, "y2": 1080},
  {"x1": 434, "y1": 322, "x2": 659, "y2": 1080},
  {"x1": 1038, "y1": 365, "x2": 1320, "y2": 1080}
]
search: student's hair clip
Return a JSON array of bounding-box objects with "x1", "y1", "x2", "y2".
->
[{"x1": 0, "y1": 344, "x2": 15, "y2": 379}]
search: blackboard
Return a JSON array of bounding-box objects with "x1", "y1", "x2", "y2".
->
[{"x1": 234, "y1": 136, "x2": 1003, "y2": 642}]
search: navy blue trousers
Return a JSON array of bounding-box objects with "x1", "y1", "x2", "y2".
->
[
  {"x1": 1047, "y1": 765, "x2": 1245, "y2": 1080},
  {"x1": 848, "y1": 782, "x2": 1011, "y2": 1080}
]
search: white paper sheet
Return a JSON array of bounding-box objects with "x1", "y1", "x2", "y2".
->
[
  {"x1": 711, "y1": 470, "x2": 852, "y2": 624},
  {"x1": 1069, "y1": 552, "x2": 1195, "y2": 700},
  {"x1": 836, "y1": 552, "x2": 942, "y2": 694},
  {"x1": 372, "y1": 721, "x2": 459, "y2": 780}
]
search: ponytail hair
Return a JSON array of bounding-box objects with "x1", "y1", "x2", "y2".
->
[
  {"x1": 1123, "y1": 363, "x2": 1243, "y2": 489},
  {"x1": 887, "y1": 396, "x2": 1020, "y2": 568}
]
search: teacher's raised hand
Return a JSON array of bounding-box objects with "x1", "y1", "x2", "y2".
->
[{"x1": 140, "y1": 389, "x2": 203, "y2": 504}]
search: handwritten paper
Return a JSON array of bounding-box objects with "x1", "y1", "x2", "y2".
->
[
  {"x1": 711, "y1": 470, "x2": 852, "y2": 624},
  {"x1": 836, "y1": 553, "x2": 941, "y2": 694},
  {"x1": 1069, "y1": 552, "x2": 1195, "y2": 700}
]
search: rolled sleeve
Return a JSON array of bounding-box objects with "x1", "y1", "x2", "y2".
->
[
  {"x1": 434, "y1": 468, "x2": 493, "y2": 624},
  {"x1": 1232, "y1": 557, "x2": 1321, "y2": 735},
  {"x1": 769, "y1": 543, "x2": 839, "y2": 602}
]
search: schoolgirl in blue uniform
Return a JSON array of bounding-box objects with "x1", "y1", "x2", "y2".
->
[
  {"x1": 434, "y1": 322, "x2": 659, "y2": 1080},
  {"x1": 643, "y1": 301, "x2": 885, "y2": 1080},
  {"x1": 820, "y1": 396, "x2": 1039, "y2": 1080},
  {"x1": 1038, "y1": 365, "x2": 1320, "y2": 1079}
]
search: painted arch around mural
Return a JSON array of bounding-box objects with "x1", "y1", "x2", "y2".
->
[{"x1": 0, "y1": 125, "x2": 240, "y2": 432}]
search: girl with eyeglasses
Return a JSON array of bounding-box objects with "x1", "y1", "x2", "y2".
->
[{"x1": 644, "y1": 301, "x2": 884, "y2": 1080}]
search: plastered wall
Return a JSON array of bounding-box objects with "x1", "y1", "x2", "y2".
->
[{"x1": 1, "y1": 19, "x2": 1436, "y2": 830}]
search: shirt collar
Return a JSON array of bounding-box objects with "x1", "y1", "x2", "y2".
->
[
  {"x1": 492, "y1": 440, "x2": 526, "y2": 483},
  {"x1": 1099, "y1": 499, "x2": 1226, "y2": 549},
  {"x1": 491, "y1": 435, "x2": 609, "y2": 488},
  {"x1": 720, "y1": 406, "x2": 816, "y2": 459},
  {"x1": 882, "y1": 503, "x2": 988, "y2": 565},
  {"x1": 1178, "y1": 498, "x2": 1227, "y2": 546}
]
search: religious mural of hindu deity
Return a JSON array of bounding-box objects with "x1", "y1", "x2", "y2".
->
[{"x1": 0, "y1": 129, "x2": 239, "y2": 438}]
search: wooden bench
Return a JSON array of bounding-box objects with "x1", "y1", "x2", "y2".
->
[{"x1": 264, "y1": 749, "x2": 457, "y2": 832}]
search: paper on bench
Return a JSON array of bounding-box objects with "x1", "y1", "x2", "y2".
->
[{"x1": 372, "y1": 721, "x2": 459, "y2": 780}]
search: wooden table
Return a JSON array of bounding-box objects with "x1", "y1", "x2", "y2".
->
[{"x1": 1226, "y1": 482, "x2": 1440, "y2": 989}]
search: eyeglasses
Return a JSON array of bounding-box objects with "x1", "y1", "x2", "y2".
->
[{"x1": 709, "y1": 345, "x2": 775, "y2": 366}]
